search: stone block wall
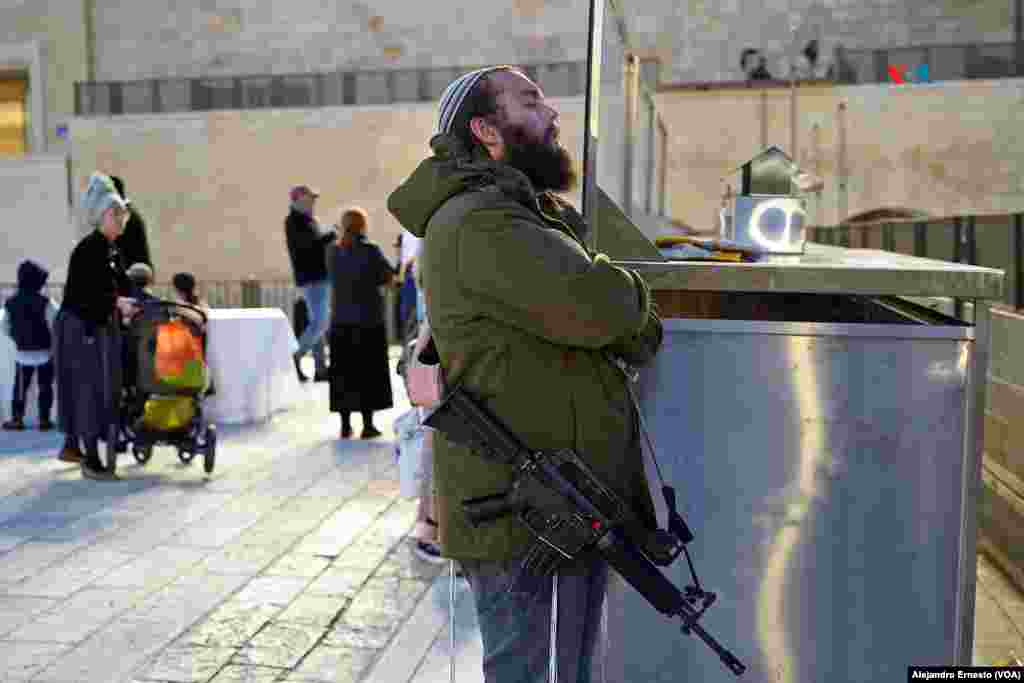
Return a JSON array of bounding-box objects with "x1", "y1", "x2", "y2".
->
[
  {"x1": 67, "y1": 97, "x2": 589, "y2": 283},
  {"x1": 88, "y1": 0, "x2": 1012, "y2": 85}
]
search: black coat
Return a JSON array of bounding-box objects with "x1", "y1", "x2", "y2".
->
[
  {"x1": 115, "y1": 207, "x2": 151, "y2": 269},
  {"x1": 328, "y1": 236, "x2": 395, "y2": 327},
  {"x1": 4, "y1": 260, "x2": 51, "y2": 352},
  {"x1": 61, "y1": 230, "x2": 131, "y2": 335},
  {"x1": 285, "y1": 209, "x2": 336, "y2": 286}
]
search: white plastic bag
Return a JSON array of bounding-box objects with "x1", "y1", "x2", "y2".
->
[{"x1": 395, "y1": 407, "x2": 432, "y2": 498}]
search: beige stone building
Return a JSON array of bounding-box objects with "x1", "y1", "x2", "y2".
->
[{"x1": 1, "y1": 0, "x2": 1022, "y2": 285}]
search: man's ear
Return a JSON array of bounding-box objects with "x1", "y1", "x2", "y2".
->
[{"x1": 469, "y1": 116, "x2": 501, "y2": 147}]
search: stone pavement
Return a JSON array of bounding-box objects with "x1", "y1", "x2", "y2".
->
[{"x1": 1, "y1": 354, "x2": 1023, "y2": 683}]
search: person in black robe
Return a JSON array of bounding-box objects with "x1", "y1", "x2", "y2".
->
[{"x1": 327, "y1": 207, "x2": 395, "y2": 439}]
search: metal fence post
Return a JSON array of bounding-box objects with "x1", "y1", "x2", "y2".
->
[
  {"x1": 1014, "y1": 213, "x2": 1023, "y2": 309},
  {"x1": 883, "y1": 222, "x2": 895, "y2": 251},
  {"x1": 953, "y1": 217, "x2": 964, "y2": 318},
  {"x1": 110, "y1": 82, "x2": 124, "y2": 115},
  {"x1": 914, "y1": 221, "x2": 927, "y2": 257},
  {"x1": 242, "y1": 278, "x2": 261, "y2": 308}
]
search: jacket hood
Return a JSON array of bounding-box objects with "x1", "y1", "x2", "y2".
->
[
  {"x1": 17, "y1": 260, "x2": 49, "y2": 293},
  {"x1": 387, "y1": 133, "x2": 536, "y2": 238}
]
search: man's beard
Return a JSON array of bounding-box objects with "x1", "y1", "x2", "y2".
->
[{"x1": 499, "y1": 123, "x2": 578, "y2": 194}]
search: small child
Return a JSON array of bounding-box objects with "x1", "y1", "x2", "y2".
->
[{"x1": 2, "y1": 260, "x2": 59, "y2": 430}]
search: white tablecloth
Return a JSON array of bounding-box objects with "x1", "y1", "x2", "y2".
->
[
  {"x1": 204, "y1": 308, "x2": 301, "y2": 425},
  {"x1": 0, "y1": 308, "x2": 301, "y2": 427}
]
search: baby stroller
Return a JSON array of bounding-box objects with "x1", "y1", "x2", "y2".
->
[{"x1": 116, "y1": 299, "x2": 217, "y2": 474}]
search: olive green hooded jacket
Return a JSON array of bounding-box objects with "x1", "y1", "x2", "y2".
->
[{"x1": 387, "y1": 133, "x2": 663, "y2": 561}]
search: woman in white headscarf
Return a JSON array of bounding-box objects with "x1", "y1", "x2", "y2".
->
[{"x1": 53, "y1": 172, "x2": 139, "y2": 480}]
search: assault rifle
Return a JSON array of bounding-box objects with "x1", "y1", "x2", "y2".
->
[{"x1": 422, "y1": 385, "x2": 746, "y2": 676}]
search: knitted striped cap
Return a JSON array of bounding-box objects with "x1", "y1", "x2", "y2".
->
[{"x1": 435, "y1": 66, "x2": 513, "y2": 136}]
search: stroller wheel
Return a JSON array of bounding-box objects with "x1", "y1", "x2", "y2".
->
[
  {"x1": 203, "y1": 426, "x2": 217, "y2": 474},
  {"x1": 133, "y1": 443, "x2": 154, "y2": 465},
  {"x1": 178, "y1": 448, "x2": 196, "y2": 464}
]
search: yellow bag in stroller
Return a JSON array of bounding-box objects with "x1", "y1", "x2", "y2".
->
[{"x1": 141, "y1": 396, "x2": 196, "y2": 432}]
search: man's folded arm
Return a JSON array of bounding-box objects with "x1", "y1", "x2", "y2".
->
[{"x1": 456, "y1": 207, "x2": 650, "y2": 349}]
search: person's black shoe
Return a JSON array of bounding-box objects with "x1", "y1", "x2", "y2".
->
[
  {"x1": 361, "y1": 425, "x2": 382, "y2": 439},
  {"x1": 340, "y1": 425, "x2": 353, "y2": 439},
  {"x1": 38, "y1": 419, "x2": 55, "y2": 431},
  {"x1": 2, "y1": 417, "x2": 25, "y2": 431},
  {"x1": 81, "y1": 458, "x2": 117, "y2": 481},
  {"x1": 294, "y1": 355, "x2": 309, "y2": 383}
]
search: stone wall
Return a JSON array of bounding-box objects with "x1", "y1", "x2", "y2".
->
[
  {"x1": 653, "y1": 78, "x2": 1024, "y2": 231},
  {"x1": 67, "y1": 97, "x2": 589, "y2": 283},
  {"x1": 0, "y1": 155, "x2": 75, "y2": 283},
  {"x1": 88, "y1": 0, "x2": 1012, "y2": 85}
]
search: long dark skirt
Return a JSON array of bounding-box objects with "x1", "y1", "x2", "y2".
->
[
  {"x1": 329, "y1": 324, "x2": 393, "y2": 414},
  {"x1": 54, "y1": 310, "x2": 122, "y2": 443}
]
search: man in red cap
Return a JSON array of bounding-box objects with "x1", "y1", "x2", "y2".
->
[{"x1": 285, "y1": 185, "x2": 335, "y2": 381}]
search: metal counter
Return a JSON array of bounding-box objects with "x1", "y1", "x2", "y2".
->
[{"x1": 600, "y1": 247, "x2": 1003, "y2": 682}]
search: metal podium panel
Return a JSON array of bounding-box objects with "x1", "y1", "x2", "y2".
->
[{"x1": 602, "y1": 319, "x2": 972, "y2": 682}]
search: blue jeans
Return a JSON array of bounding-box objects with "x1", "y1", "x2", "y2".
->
[
  {"x1": 461, "y1": 556, "x2": 609, "y2": 683},
  {"x1": 296, "y1": 280, "x2": 330, "y2": 373}
]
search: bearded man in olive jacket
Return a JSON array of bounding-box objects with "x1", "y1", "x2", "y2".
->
[{"x1": 388, "y1": 66, "x2": 663, "y2": 683}]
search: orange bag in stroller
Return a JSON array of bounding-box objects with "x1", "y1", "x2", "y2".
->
[{"x1": 153, "y1": 319, "x2": 207, "y2": 392}]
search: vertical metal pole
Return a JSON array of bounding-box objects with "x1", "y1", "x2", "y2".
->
[
  {"x1": 657, "y1": 119, "x2": 668, "y2": 217},
  {"x1": 1014, "y1": 213, "x2": 1023, "y2": 308},
  {"x1": 914, "y1": 221, "x2": 927, "y2": 257},
  {"x1": 883, "y1": 222, "x2": 895, "y2": 251},
  {"x1": 760, "y1": 89, "x2": 768, "y2": 150},
  {"x1": 967, "y1": 215, "x2": 977, "y2": 265},
  {"x1": 623, "y1": 53, "x2": 639, "y2": 218},
  {"x1": 449, "y1": 560, "x2": 456, "y2": 683},
  {"x1": 954, "y1": 301, "x2": 991, "y2": 664},
  {"x1": 954, "y1": 217, "x2": 964, "y2": 319},
  {"x1": 1016, "y1": 0, "x2": 1024, "y2": 76},
  {"x1": 837, "y1": 101, "x2": 848, "y2": 244},
  {"x1": 645, "y1": 97, "x2": 655, "y2": 214},
  {"x1": 581, "y1": 0, "x2": 605, "y2": 250}
]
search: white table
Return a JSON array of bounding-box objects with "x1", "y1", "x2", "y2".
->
[
  {"x1": 0, "y1": 308, "x2": 301, "y2": 428},
  {"x1": 204, "y1": 308, "x2": 301, "y2": 425}
]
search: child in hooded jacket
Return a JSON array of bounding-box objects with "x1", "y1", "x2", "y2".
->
[{"x1": 2, "y1": 260, "x2": 59, "y2": 430}]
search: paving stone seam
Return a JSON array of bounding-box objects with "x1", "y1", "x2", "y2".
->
[
  {"x1": 11, "y1": 483, "x2": 395, "y2": 665},
  {"x1": 0, "y1": 425, "x2": 338, "y2": 586},
  {"x1": 125, "y1": 492, "x2": 414, "y2": 682},
  {"x1": 8, "y1": 449, "x2": 393, "y2": 679}
]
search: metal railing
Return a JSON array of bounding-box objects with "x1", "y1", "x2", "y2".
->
[
  {"x1": 75, "y1": 61, "x2": 588, "y2": 116},
  {"x1": 812, "y1": 214, "x2": 1024, "y2": 314},
  {"x1": 0, "y1": 279, "x2": 408, "y2": 343},
  {"x1": 0, "y1": 279, "x2": 300, "y2": 316},
  {"x1": 833, "y1": 41, "x2": 1024, "y2": 85}
]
